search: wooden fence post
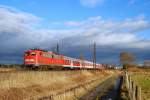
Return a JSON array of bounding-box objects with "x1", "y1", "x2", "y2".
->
[
  {"x1": 136, "y1": 86, "x2": 141, "y2": 100},
  {"x1": 64, "y1": 91, "x2": 66, "y2": 100},
  {"x1": 129, "y1": 81, "x2": 133, "y2": 99},
  {"x1": 126, "y1": 71, "x2": 129, "y2": 90},
  {"x1": 128, "y1": 76, "x2": 131, "y2": 91},
  {"x1": 132, "y1": 82, "x2": 136, "y2": 100}
]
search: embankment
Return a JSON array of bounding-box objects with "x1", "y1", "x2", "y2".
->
[{"x1": 0, "y1": 70, "x2": 120, "y2": 100}]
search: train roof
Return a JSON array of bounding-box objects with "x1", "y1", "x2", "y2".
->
[
  {"x1": 25, "y1": 48, "x2": 47, "y2": 52},
  {"x1": 64, "y1": 56, "x2": 96, "y2": 64},
  {"x1": 25, "y1": 49, "x2": 63, "y2": 55}
]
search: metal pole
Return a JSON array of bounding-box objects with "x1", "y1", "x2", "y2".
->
[
  {"x1": 57, "y1": 43, "x2": 59, "y2": 54},
  {"x1": 80, "y1": 53, "x2": 84, "y2": 69},
  {"x1": 93, "y1": 42, "x2": 96, "y2": 69}
]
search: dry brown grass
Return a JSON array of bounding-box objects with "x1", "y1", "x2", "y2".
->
[
  {"x1": 0, "y1": 68, "x2": 16, "y2": 72},
  {"x1": 0, "y1": 70, "x2": 116, "y2": 100}
]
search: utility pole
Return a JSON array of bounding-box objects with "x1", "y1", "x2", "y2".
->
[
  {"x1": 93, "y1": 42, "x2": 96, "y2": 69},
  {"x1": 56, "y1": 43, "x2": 59, "y2": 54},
  {"x1": 80, "y1": 53, "x2": 84, "y2": 69}
]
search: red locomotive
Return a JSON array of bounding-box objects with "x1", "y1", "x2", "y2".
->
[{"x1": 24, "y1": 49, "x2": 104, "y2": 70}]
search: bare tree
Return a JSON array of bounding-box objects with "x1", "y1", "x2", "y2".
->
[
  {"x1": 120, "y1": 52, "x2": 135, "y2": 69},
  {"x1": 144, "y1": 60, "x2": 150, "y2": 67}
]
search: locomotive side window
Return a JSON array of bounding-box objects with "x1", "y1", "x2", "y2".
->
[
  {"x1": 64, "y1": 60, "x2": 70, "y2": 64},
  {"x1": 73, "y1": 61, "x2": 80, "y2": 65},
  {"x1": 39, "y1": 52, "x2": 42, "y2": 56},
  {"x1": 42, "y1": 53, "x2": 53, "y2": 58},
  {"x1": 52, "y1": 54, "x2": 54, "y2": 58}
]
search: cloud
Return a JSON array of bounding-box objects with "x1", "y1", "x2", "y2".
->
[
  {"x1": 64, "y1": 16, "x2": 150, "y2": 48},
  {"x1": 65, "y1": 16, "x2": 149, "y2": 33},
  {"x1": 0, "y1": 6, "x2": 57, "y2": 52},
  {"x1": 0, "y1": 5, "x2": 150, "y2": 64},
  {"x1": 80, "y1": 0, "x2": 104, "y2": 7}
]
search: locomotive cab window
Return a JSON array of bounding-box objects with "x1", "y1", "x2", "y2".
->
[
  {"x1": 31, "y1": 54, "x2": 36, "y2": 56},
  {"x1": 31, "y1": 52, "x2": 36, "y2": 56},
  {"x1": 25, "y1": 52, "x2": 36, "y2": 56},
  {"x1": 25, "y1": 52, "x2": 30, "y2": 56}
]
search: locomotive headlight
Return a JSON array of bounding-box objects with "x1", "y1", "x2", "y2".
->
[
  {"x1": 25, "y1": 59, "x2": 34, "y2": 62},
  {"x1": 30, "y1": 59, "x2": 34, "y2": 62},
  {"x1": 25, "y1": 59, "x2": 29, "y2": 62}
]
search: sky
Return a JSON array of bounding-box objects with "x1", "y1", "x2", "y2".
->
[{"x1": 0, "y1": 0, "x2": 150, "y2": 64}]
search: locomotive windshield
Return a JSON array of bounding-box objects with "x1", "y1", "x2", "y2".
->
[{"x1": 25, "y1": 52, "x2": 36, "y2": 56}]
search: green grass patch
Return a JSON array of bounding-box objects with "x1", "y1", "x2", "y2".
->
[{"x1": 131, "y1": 74, "x2": 150, "y2": 100}]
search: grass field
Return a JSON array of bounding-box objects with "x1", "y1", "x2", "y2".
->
[
  {"x1": 0, "y1": 70, "x2": 118, "y2": 100},
  {"x1": 0, "y1": 67, "x2": 16, "y2": 72},
  {"x1": 131, "y1": 73, "x2": 150, "y2": 100}
]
